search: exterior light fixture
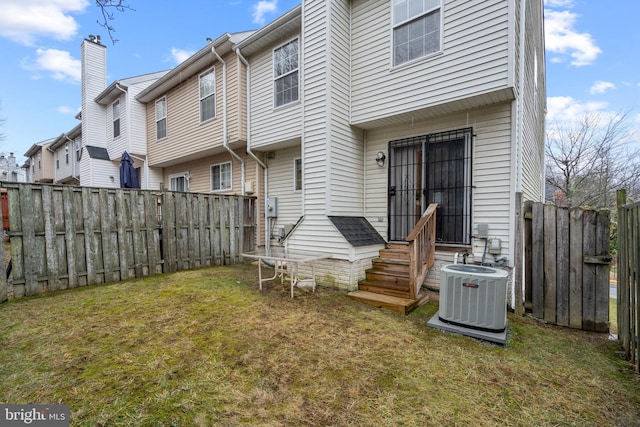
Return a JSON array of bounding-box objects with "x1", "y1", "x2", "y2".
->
[{"x1": 375, "y1": 151, "x2": 386, "y2": 167}]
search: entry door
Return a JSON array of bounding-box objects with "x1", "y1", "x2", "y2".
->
[{"x1": 388, "y1": 137, "x2": 425, "y2": 241}]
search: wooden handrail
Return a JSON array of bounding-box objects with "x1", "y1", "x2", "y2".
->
[{"x1": 406, "y1": 204, "x2": 437, "y2": 299}]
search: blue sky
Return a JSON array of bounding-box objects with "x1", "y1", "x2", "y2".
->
[{"x1": 0, "y1": 0, "x2": 639, "y2": 163}]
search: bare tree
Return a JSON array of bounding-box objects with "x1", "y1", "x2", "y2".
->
[
  {"x1": 95, "y1": 0, "x2": 134, "y2": 44},
  {"x1": 545, "y1": 111, "x2": 640, "y2": 208}
]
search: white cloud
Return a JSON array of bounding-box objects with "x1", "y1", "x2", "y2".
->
[
  {"x1": 546, "y1": 96, "x2": 609, "y2": 123},
  {"x1": 169, "y1": 48, "x2": 195, "y2": 65},
  {"x1": 589, "y1": 81, "x2": 615, "y2": 95},
  {"x1": 252, "y1": 0, "x2": 277, "y2": 25},
  {"x1": 543, "y1": 0, "x2": 574, "y2": 7},
  {"x1": 544, "y1": 9, "x2": 601, "y2": 66},
  {"x1": 22, "y1": 49, "x2": 81, "y2": 83},
  {"x1": 57, "y1": 105, "x2": 79, "y2": 115},
  {"x1": 0, "y1": 0, "x2": 89, "y2": 45}
]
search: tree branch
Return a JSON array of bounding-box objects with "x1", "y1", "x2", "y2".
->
[{"x1": 95, "y1": 0, "x2": 134, "y2": 44}]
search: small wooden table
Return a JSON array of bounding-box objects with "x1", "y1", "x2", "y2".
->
[{"x1": 242, "y1": 248, "x2": 329, "y2": 297}]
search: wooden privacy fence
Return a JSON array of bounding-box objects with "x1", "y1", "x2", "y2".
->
[
  {"x1": 617, "y1": 190, "x2": 639, "y2": 372},
  {"x1": 1, "y1": 182, "x2": 256, "y2": 301},
  {"x1": 523, "y1": 201, "x2": 611, "y2": 332}
]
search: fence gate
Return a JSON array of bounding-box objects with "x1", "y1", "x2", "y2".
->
[{"x1": 524, "y1": 202, "x2": 611, "y2": 332}]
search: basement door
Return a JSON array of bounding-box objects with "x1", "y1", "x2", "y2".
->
[{"x1": 388, "y1": 129, "x2": 473, "y2": 244}]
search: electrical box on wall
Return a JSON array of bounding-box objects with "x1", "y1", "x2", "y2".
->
[
  {"x1": 477, "y1": 223, "x2": 489, "y2": 239},
  {"x1": 266, "y1": 197, "x2": 278, "y2": 218},
  {"x1": 489, "y1": 237, "x2": 502, "y2": 255}
]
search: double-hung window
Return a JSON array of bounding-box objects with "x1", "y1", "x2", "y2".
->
[
  {"x1": 113, "y1": 100, "x2": 121, "y2": 138},
  {"x1": 211, "y1": 162, "x2": 232, "y2": 191},
  {"x1": 199, "y1": 69, "x2": 216, "y2": 122},
  {"x1": 393, "y1": 0, "x2": 442, "y2": 66},
  {"x1": 155, "y1": 97, "x2": 167, "y2": 140},
  {"x1": 273, "y1": 38, "x2": 299, "y2": 107},
  {"x1": 65, "y1": 145, "x2": 69, "y2": 164}
]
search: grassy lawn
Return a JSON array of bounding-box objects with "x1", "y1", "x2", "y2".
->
[{"x1": 1, "y1": 265, "x2": 639, "y2": 426}]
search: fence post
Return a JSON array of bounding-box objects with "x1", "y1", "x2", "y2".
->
[{"x1": 514, "y1": 192, "x2": 524, "y2": 315}]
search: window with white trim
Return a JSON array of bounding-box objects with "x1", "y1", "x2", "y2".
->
[
  {"x1": 392, "y1": 0, "x2": 441, "y2": 66},
  {"x1": 75, "y1": 142, "x2": 81, "y2": 161},
  {"x1": 155, "y1": 97, "x2": 167, "y2": 140},
  {"x1": 199, "y1": 68, "x2": 216, "y2": 122},
  {"x1": 170, "y1": 173, "x2": 189, "y2": 192},
  {"x1": 113, "y1": 100, "x2": 121, "y2": 138},
  {"x1": 294, "y1": 158, "x2": 302, "y2": 191},
  {"x1": 56, "y1": 151, "x2": 59, "y2": 170},
  {"x1": 211, "y1": 162, "x2": 232, "y2": 191},
  {"x1": 65, "y1": 144, "x2": 69, "y2": 164},
  {"x1": 273, "y1": 38, "x2": 299, "y2": 107}
]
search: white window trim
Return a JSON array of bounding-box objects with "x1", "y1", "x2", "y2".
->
[
  {"x1": 390, "y1": 0, "x2": 444, "y2": 68},
  {"x1": 113, "y1": 99, "x2": 121, "y2": 138},
  {"x1": 294, "y1": 157, "x2": 302, "y2": 192},
  {"x1": 199, "y1": 67, "x2": 216, "y2": 123},
  {"x1": 272, "y1": 37, "x2": 300, "y2": 109},
  {"x1": 155, "y1": 97, "x2": 167, "y2": 141},
  {"x1": 169, "y1": 172, "x2": 189, "y2": 192},
  {"x1": 210, "y1": 161, "x2": 232, "y2": 192}
]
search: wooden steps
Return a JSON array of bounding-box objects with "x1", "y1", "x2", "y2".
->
[{"x1": 347, "y1": 243, "x2": 428, "y2": 314}]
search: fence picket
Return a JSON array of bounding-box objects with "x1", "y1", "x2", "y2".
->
[
  {"x1": 569, "y1": 207, "x2": 583, "y2": 329},
  {"x1": 556, "y1": 207, "x2": 570, "y2": 326}
]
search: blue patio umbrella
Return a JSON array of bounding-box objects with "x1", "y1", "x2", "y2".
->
[{"x1": 119, "y1": 151, "x2": 140, "y2": 189}]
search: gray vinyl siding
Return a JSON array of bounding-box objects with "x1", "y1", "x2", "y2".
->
[
  {"x1": 363, "y1": 103, "x2": 514, "y2": 261},
  {"x1": 350, "y1": 0, "x2": 511, "y2": 125},
  {"x1": 248, "y1": 35, "x2": 302, "y2": 149}
]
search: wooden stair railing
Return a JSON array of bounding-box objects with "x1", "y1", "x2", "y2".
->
[
  {"x1": 406, "y1": 204, "x2": 437, "y2": 299},
  {"x1": 347, "y1": 204, "x2": 437, "y2": 314}
]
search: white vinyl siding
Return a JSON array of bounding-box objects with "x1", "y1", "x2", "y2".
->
[
  {"x1": 210, "y1": 161, "x2": 232, "y2": 191},
  {"x1": 273, "y1": 38, "x2": 299, "y2": 108},
  {"x1": 155, "y1": 97, "x2": 167, "y2": 140},
  {"x1": 199, "y1": 68, "x2": 216, "y2": 122},
  {"x1": 392, "y1": 0, "x2": 442, "y2": 66},
  {"x1": 248, "y1": 35, "x2": 302, "y2": 149},
  {"x1": 364, "y1": 103, "x2": 514, "y2": 261},
  {"x1": 266, "y1": 146, "x2": 303, "y2": 237},
  {"x1": 351, "y1": 0, "x2": 511, "y2": 126}
]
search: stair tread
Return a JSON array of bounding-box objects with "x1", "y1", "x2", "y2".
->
[
  {"x1": 347, "y1": 290, "x2": 415, "y2": 306},
  {"x1": 358, "y1": 279, "x2": 410, "y2": 290}
]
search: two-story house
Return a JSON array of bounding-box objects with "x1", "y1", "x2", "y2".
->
[
  {"x1": 48, "y1": 123, "x2": 81, "y2": 185},
  {"x1": 235, "y1": 0, "x2": 546, "y2": 301},
  {"x1": 136, "y1": 32, "x2": 266, "y2": 243},
  {"x1": 24, "y1": 138, "x2": 56, "y2": 184},
  {"x1": 80, "y1": 35, "x2": 168, "y2": 189}
]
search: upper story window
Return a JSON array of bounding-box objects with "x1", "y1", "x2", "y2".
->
[
  {"x1": 273, "y1": 38, "x2": 299, "y2": 108},
  {"x1": 56, "y1": 151, "x2": 60, "y2": 170},
  {"x1": 155, "y1": 97, "x2": 167, "y2": 140},
  {"x1": 392, "y1": 0, "x2": 442, "y2": 66},
  {"x1": 38, "y1": 153, "x2": 41, "y2": 170},
  {"x1": 65, "y1": 144, "x2": 69, "y2": 164},
  {"x1": 113, "y1": 100, "x2": 121, "y2": 138},
  {"x1": 199, "y1": 68, "x2": 216, "y2": 122},
  {"x1": 211, "y1": 162, "x2": 232, "y2": 191},
  {"x1": 75, "y1": 141, "x2": 81, "y2": 161},
  {"x1": 294, "y1": 158, "x2": 302, "y2": 191}
]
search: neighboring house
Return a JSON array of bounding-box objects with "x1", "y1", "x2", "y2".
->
[
  {"x1": 0, "y1": 153, "x2": 27, "y2": 183},
  {"x1": 235, "y1": 0, "x2": 546, "y2": 290},
  {"x1": 24, "y1": 138, "x2": 56, "y2": 184},
  {"x1": 136, "y1": 32, "x2": 266, "y2": 242},
  {"x1": 48, "y1": 123, "x2": 82, "y2": 185},
  {"x1": 80, "y1": 35, "x2": 168, "y2": 189}
]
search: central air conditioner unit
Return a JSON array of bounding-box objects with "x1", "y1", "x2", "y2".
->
[{"x1": 439, "y1": 264, "x2": 509, "y2": 332}]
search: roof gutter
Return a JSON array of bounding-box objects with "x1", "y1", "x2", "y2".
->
[
  {"x1": 211, "y1": 46, "x2": 245, "y2": 195},
  {"x1": 236, "y1": 47, "x2": 270, "y2": 250}
]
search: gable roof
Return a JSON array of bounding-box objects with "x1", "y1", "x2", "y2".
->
[
  {"x1": 49, "y1": 123, "x2": 82, "y2": 151},
  {"x1": 24, "y1": 137, "x2": 56, "y2": 158},
  {"x1": 95, "y1": 70, "x2": 170, "y2": 106},
  {"x1": 136, "y1": 31, "x2": 254, "y2": 104}
]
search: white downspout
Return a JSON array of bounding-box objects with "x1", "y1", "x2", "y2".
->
[
  {"x1": 236, "y1": 47, "x2": 270, "y2": 250},
  {"x1": 212, "y1": 46, "x2": 245, "y2": 196}
]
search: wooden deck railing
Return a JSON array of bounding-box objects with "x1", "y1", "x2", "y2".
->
[{"x1": 406, "y1": 204, "x2": 437, "y2": 299}]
